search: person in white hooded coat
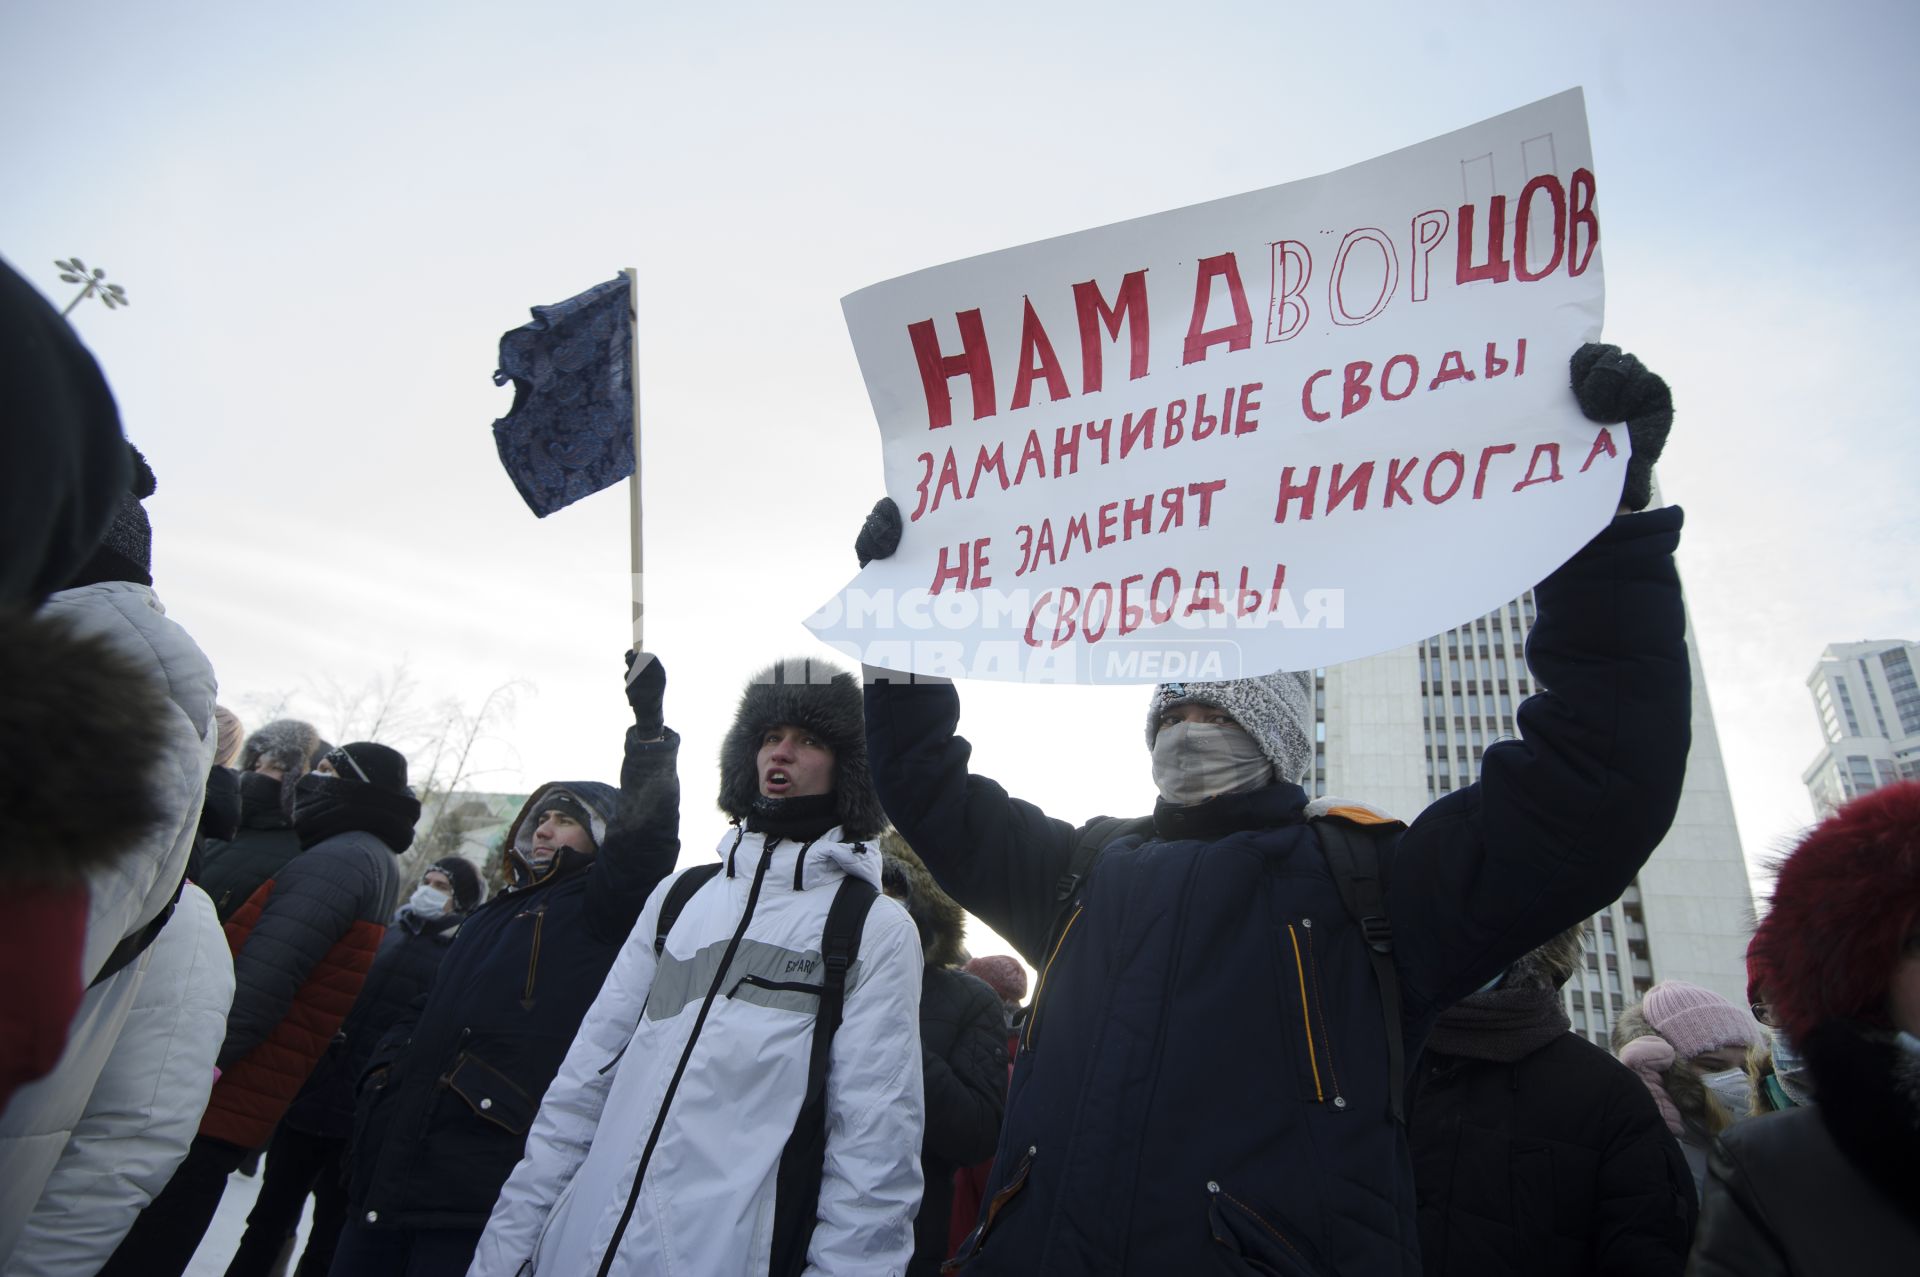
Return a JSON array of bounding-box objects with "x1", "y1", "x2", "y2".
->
[
  {"x1": 0, "y1": 444, "x2": 235, "y2": 1271},
  {"x1": 471, "y1": 658, "x2": 925, "y2": 1277},
  {"x1": 2, "y1": 880, "x2": 232, "y2": 1277}
]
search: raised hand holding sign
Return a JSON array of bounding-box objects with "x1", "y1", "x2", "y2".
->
[{"x1": 810, "y1": 90, "x2": 1631, "y2": 685}]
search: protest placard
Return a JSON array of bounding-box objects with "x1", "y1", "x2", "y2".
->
[{"x1": 808, "y1": 88, "x2": 1619, "y2": 684}]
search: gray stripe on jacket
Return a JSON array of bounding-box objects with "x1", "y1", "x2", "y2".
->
[{"x1": 647, "y1": 936, "x2": 865, "y2": 1021}]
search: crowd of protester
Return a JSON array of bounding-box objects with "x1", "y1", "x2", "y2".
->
[{"x1": 5, "y1": 251, "x2": 1916, "y2": 1275}]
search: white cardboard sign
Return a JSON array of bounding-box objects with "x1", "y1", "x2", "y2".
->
[{"x1": 809, "y1": 89, "x2": 1618, "y2": 684}]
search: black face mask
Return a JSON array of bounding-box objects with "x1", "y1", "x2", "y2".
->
[
  {"x1": 745, "y1": 791, "x2": 838, "y2": 840},
  {"x1": 290, "y1": 772, "x2": 420, "y2": 852},
  {"x1": 237, "y1": 767, "x2": 292, "y2": 828},
  {"x1": 290, "y1": 770, "x2": 337, "y2": 810}
]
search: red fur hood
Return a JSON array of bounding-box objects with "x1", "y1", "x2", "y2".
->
[{"x1": 1753, "y1": 781, "x2": 1920, "y2": 1043}]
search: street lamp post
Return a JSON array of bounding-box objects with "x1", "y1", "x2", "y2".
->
[{"x1": 55, "y1": 258, "x2": 129, "y2": 316}]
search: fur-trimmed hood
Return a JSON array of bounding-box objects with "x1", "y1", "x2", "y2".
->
[
  {"x1": 0, "y1": 609, "x2": 172, "y2": 886},
  {"x1": 880, "y1": 830, "x2": 967, "y2": 966},
  {"x1": 1752, "y1": 780, "x2": 1920, "y2": 1044},
  {"x1": 717, "y1": 657, "x2": 886, "y2": 841},
  {"x1": 1503, "y1": 922, "x2": 1589, "y2": 993},
  {"x1": 501, "y1": 780, "x2": 619, "y2": 891}
]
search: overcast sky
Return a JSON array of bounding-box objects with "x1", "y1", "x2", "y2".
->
[{"x1": 7, "y1": 1, "x2": 1916, "y2": 927}]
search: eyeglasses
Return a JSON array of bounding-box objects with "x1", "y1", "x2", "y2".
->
[{"x1": 327, "y1": 747, "x2": 371, "y2": 784}]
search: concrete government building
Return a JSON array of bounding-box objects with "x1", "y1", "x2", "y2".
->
[{"x1": 1308, "y1": 571, "x2": 1755, "y2": 1045}]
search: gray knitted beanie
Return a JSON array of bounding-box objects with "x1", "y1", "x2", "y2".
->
[
  {"x1": 64, "y1": 444, "x2": 155, "y2": 589},
  {"x1": 1144, "y1": 671, "x2": 1315, "y2": 785},
  {"x1": 98, "y1": 445, "x2": 155, "y2": 583}
]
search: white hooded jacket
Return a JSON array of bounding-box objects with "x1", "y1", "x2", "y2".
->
[
  {"x1": 2, "y1": 882, "x2": 232, "y2": 1276},
  {"x1": 470, "y1": 825, "x2": 925, "y2": 1277},
  {"x1": 0, "y1": 582, "x2": 226, "y2": 1260}
]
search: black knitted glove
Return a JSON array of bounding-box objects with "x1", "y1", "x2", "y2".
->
[
  {"x1": 623, "y1": 650, "x2": 666, "y2": 738},
  {"x1": 855, "y1": 497, "x2": 903, "y2": 567},
  {"x1": 1569, "y1": 343, "x2": 1673, "y2": 513}
]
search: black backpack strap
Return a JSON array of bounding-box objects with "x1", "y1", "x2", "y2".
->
[
  {"x1": 653, "y1": 863, "x2": 723, "y2": 957},
  {"x1": 1040, "y1": 814, "x2": 1153, "y2": 959},
  {"x1": 89, "y1": 868, "x2": 187, "y2": 990},
  {"x1": 769, "y1": 873, "x2": 880, "y2": 1277},
  {"x1": 1311, "y1": 815, "x2": 1407, "y2": 1124},
  {"x1": 606, "y1": 865, "x2": 728, "y2": 1077},
  {"x1": 809, "y1": 874, "x2": 877, "y2": 1104},
  {"x1": 1055, "y1": 815, "x2": 1154, "y2": 905}
]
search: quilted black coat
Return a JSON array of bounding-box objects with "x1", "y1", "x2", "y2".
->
[
  {"x1": 1408, "y1": 1031, "x2": 1697, "y2": 1275},
  {"x1": 202, "y1": 826, "x2": 402, "y2": 1149},
  {"x1": 912, "y1": 963, "x2": 1010, "y2": 1275},
  {"x1": 199, "y1": 769, "x2": 302, "y2": 920}
]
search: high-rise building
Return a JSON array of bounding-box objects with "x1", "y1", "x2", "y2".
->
[
  {"x1": 1314, "y1": 581, "x2": 1754, "y2": 1045},
  {"x1": 1801, "y1": 640, "x2": 1920, "y2": 818}
]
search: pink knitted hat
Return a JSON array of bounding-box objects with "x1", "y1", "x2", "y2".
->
[
  {"x1": 1641, "y1": 980, "x2": 1762, "y2": 1061},
  {"x1": 966, "y1": 955, "x2": 1028, "y2": 1006}
]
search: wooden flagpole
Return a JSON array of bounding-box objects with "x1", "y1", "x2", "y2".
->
[{"x1": 623, "y1": 266, "x2": 644, "y2": 655}]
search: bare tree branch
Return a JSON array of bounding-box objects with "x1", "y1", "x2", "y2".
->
[
  {"x1": 225, "y1": 663, "x2": 532, "y2": 887},
  {"x1": 400, "y1": 679, "x2": 529, "y2": 884}
]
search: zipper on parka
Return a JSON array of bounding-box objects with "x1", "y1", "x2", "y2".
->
[
  {"x1": 1287, "y1": 918, "x2": 1345, "y2": 1109},
  {"x1": 594, "y1": 836, "x2": 789, "y2": 1277},
  {"x1": 1021, "y1": 904, "x2": 1084, "y2": 1053},
  {"x1": 520, "y1": 908, "x2": 546, "y2": 1010}
]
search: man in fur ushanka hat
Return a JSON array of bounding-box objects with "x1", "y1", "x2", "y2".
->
[
  {"x1": 714, "y1": 656, "x2": 891, "y2": 844},
  {"x1": 472, "y1": 657, "x2": 924, "y2": 1277}
]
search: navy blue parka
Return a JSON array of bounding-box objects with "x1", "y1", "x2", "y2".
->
[
  {"x1": 344, "y1": 726, "x2": 680, "y2": 1231},
  {"x1": 864, "y1": 509, "x2": 1692, "y2": 1275}
]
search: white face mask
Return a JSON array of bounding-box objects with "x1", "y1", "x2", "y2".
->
[
  {"x1": 1700, "y1": 1067, "x2": 1752, "y2": 1118},
  {"x1": 1767, "y1": 1026, "x2": 1816, "y2": 1107},
  {"x1": 408, "y1": 883, "x2": 452, "y2": 918},
  {"x1": 1151, "y1": 722, "x2": 1275, "y2": 807}
]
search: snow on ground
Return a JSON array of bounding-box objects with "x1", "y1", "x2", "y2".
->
[{"x1": 183, "y1": 1168, "x2": 315, "y2": 1277}]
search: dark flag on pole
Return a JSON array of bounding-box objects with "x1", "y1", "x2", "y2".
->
[{"x1": 492, "y1": 274, "x2": 634, "y2": 517}]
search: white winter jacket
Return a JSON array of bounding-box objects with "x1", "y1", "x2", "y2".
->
[
  {"x1": 0, "y1": 582, "x2": 221, "y2": 1258},
  {"x1": 2, "y1": 883, "x2": 233, "y2": 1276},
  {"x1": 470, "y1": 826, "x2": 926, "y2": 1277}
]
